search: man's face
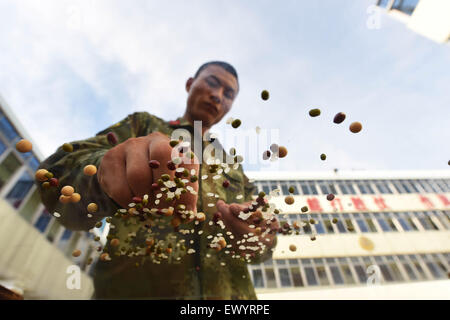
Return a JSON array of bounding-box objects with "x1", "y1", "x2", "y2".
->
[{"x1": 185, "y1": 65, "x2": 238, "y2": 129}]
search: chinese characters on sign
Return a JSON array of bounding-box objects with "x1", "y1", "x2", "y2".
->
[{"x1": 283, "y1": 193, "x2": 450, "y2": 213}]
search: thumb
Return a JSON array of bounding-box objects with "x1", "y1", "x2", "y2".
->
[{"x1": 215, "y1": 199, "x2": 228, "y2": 212}]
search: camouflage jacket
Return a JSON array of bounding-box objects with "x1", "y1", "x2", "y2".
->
[{"x1": 38, "y1": 112, "x2": 277, "y2": 300}]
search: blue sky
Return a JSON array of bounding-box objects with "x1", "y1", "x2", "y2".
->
[{"x1": 0, "y1": 0, "x2": 449, "y2": 172}]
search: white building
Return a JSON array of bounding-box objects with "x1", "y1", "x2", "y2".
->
[
  {"x1": 246, "y1": 170, "x2": 450, "y2": 299},
  {"x1": 0, "y1": 94, "x2": 95, "y2": 299},
  {"x1": 376, "y1": 0, "x2": 450, "y2": 43}
]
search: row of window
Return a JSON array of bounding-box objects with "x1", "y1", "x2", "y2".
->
[
  {"x1": 249, "y1": 253, "x2": 449, "y2": 289},
  {"x1": 378, "y1": 0, "x2": 420, "y2": 16},
  {"x1": 0, "y1": 109, "x2": 93, "y2": 269},
  {"x1": 287, "y1": 210, "x2": 448, "y2": 234},
  {"x1": 33, "y1": 208, "x2": 96, "y2": 270},
  {"x1": 278, "y1": 211, "x2": 450, "y2": 235},
  {"x1": 257, "y1": 179, "x2": 450, "y2": 196}
]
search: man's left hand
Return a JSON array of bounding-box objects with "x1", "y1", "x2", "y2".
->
[{"x1": 215, "y1": 200, "x2": 279, "y2": 255}]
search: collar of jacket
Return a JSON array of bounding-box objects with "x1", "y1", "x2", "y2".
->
[{"x1": 168, "y1": 117, "x2": 191, "y2": 128}]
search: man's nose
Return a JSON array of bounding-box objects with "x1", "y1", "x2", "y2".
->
[{"x1": 210, "y1": 94, "x2": 221, "y2": 104}]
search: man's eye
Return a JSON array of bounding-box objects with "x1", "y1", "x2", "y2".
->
[
  {"x1": 225, "y1": 91, "x2": 234, "y2": 99},
  {"x1": 206, "y1": 78, "x2": 219, "y2": 87}
]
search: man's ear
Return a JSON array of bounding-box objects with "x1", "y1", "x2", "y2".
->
[{"x1": 186, "y1": 77, "x2": 194, "y2": 93}]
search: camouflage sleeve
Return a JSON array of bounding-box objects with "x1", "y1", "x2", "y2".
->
[
  {"x1": 242, "y1": 170, "x2": 277, "y2": 265},
  {"x1": 37, "y1": 112, "x2": 152, "y2": 231}
]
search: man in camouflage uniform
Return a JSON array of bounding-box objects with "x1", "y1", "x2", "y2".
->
[{"x1": 37, "y1": 61, "x2": 279, "y2": 299}]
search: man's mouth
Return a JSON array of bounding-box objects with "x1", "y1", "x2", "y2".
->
[{"x1": 203, "y1": 102, "x2": 219, "y2": 115}]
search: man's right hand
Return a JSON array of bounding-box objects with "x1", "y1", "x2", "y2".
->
[{"x1": 97, "y1": 132, "x2": 199, "y2": 213}]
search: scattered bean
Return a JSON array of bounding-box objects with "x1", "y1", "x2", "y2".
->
[
  {"x1": 333, "y1": 112, "x2": 346, "y2": 124},
  {"x1": 285, "y1": 196, "x2": 295, "y2": 205},
  {"x1": 88, "y1": 203, "x2": 98, "y2": 213},
  {"x1": 349, "y1": 121, "x2": 362, "y2": 133},
  {"x1": 83, "y1": 165, "x2": 97, "y2": 176},
  {"x1": 309, "y1": 109, "x2": 321, "y2": 117},
  {"x1": 278, "y1": 146, "x2": 288, "y2": 158},
  {"x1": 62, "y1": 143, "x2": 73, "y2": 152},
  {"x1": 107, "y1": 132, "x2": 118, "y2": 145},
  {"x1": 15, "y1": 139, "x2": 32, "y2": 153},
  {"x1": 72, "y1": 249, "x2": 81, "y2": 257},
  {"x1": 261, "y1": 90, "x2": 269, "y2": 101},
  {"x1": 231, "y1": 119, "x2": 241, "y2": 129}
]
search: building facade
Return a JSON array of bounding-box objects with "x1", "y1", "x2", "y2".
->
[
  {"x1": 376, "y1": 0, "x2": 450, "y2": 43},
  {"x1": 0, "y1": 95, "x2": 95, "y2": 299},
  {"x1": 246, "y1": 170, "x2": 450, "y2": 299}
]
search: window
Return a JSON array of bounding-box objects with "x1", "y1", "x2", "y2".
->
[
  {"x1": 57, "y1": 229, "x2": 73, "y2": 251},
  {"x1": 343, "y1": 214, "x2": 356, "y2": 233},
  {"x1": 340, "y1": 264, "x2": 356, "y2": 284},
  {"x1": 311, "y1": 214, "x2": 325, "y2": 234},
  {"x1": 299, "y1": 181, "x2": 318, "y2": 195},
  {"x1": 35, "y1": 209, "x2": 52, "y2": 232},
  {"x1": 425, "y1": 262, "x2": 444, "y2": 279},
  {"x1": 61, "y1": 229, "x2": 73, "y2": 240},
  {"x1": 0, "y1": 151, "x2": 21, "y2": 190},
  {"x1": 281, "y1": 181, "x2": 299, "y2": 195},
  {"x1": 432, "y1": 255, "x2": 448, "y2": 276},
  {"x1": 392, "y1": 0, "x2": 420, "y2": 16},
  {"x1": 399, "y1": 180, "x2": 414, "y2": 193},
  {"x1": 19, "y1": 188, "x2": 41, "y2": 221},
  {"x1": 278, "y1": 268, "x2": 292, "y2": 287},
  {"x1": 374, "y1": 180, "x2": 393, "y2": 194},
  {"x1": 5, "y1": 171, "x2": 34, "y2": 208},
  {"x1": 275, "y1": 259, "x2": 286, "y2": 266},
  {"x1": 28, "y1": 156, "x2": 40, "y2": 171},
  {"x1": 408, "y1": 180, "x2": 422, "y2": 193},
  {"x1": 309, "y1": 181, "x2": 318, "y2": 195},
  {"x1": 437, "y1": 180, "x2": 450, "y2": 192},
  {"x1": 353, "y1": 265, "x2": 367, "y2": 283},
  {"x1": 0, "y1": 138, "x2": 6, "y2": 156},
  {"x1": 288, "y1": 259, "x2": 299, "y2": 265},
  {"x1": 304, "y1": 267, "x2": 318, "y2": 286},
  {"x1": 290, "y1": 267, "x2": 304, "y2": 287},
  {"x1": 356, "y1": 181, "x2": 375, "y2": 194},
  {"x1": 426, "y1": 180, "x2": 441, "y2": 193},
  {"x1": 281, "y1": 184, "x2": 290, "y2": 196},
  {"x1": 252, "y1": 269, "x2": 264, "y2": 288},
  {"x1": 432, "y1": 211, "x2": 449, "y2": 229},
  {"x1": 385, "y1": 213, "x2": 398, "y2": 232},
  {"x1": 387, "y1": 261, "x2": 404, "y2": 281},
  {"x1": 264, "y1": 258, "x2": 273, "y2": 266},
  {"x1": 402, "y1": 263, "x2": 418, "y2": 280},
  {"x1": 377, "y1": 217, "x2": 391, "y2": 232},
  {"x1": 318, "y1": 181, "x2": 337, "y2": 195},
  {"x1": 418, "y1": 180, "x2": 434, "y2": 193},
  {"x1": 355, "y1": 214, "x2": 369, "y2": 232},
  {"x1": 392, "y1": 181, "x2": 406, "y2": 193},
  {"x1": 378, "y1": 0, "x2": 391, "y2": 8},
  {"x1": 424, "y1": 212, "x2": 440, "y2": 230},
  {"x1": 379, "y1": 264, "x2": 395, "y2": 282},
  {"x1": 264, "y1": 268, "x2": 277, "y2": 288},
  {"x1": 414, "y1": 212, "x2": 435, "y2": 230},
  {"x1": 335, "y1": 218, "x2": 347, "y2": 233},
  {"x1": 330, "y1": 266, "x2": 344, "y2": 285},
  {"x1": 363, "y1": 213, "x2": 378, "y2": 232},
  {"x1": 337, "y1": 181, "x2": 356, "y2": 195},
  {"x1": 261, "y1": 183, "x2": 270, "y2": 195},
  {"x1": 0, "y1": 117, "x2": 19, "y2": 141},
  {"x1": 321, "y1": 214, "x2": 334, "y2": 233},
  {"x1": 46, "y1": 219, "x2": 61, "y2": 243},
  {"x1": 315, "y1": 265, "x2": 330, "y2": 286},
  {"x1": 408, "y1": 255, "x2": 428, "y2": 280}
]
